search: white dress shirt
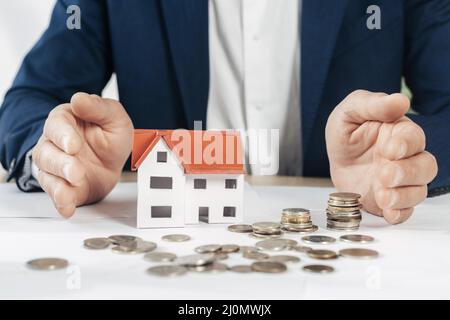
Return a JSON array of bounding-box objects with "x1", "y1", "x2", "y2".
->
[{"x1": 206, "y1": 0, "x2": 302, "y2": 176}]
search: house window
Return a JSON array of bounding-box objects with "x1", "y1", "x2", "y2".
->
[
  {"x1": 157, "y1": 151, "x2": 167, "y2": 163},
  {"x1": 150, "y1": 176, "x2": 172, "y2": 189},
  {"x1": 194, "y1": 179, "x2": 207, "y2": 189},
  {"x1": 151, "y1": 206, "x2": 172, "y2": 218},
  {"x1": 199, "y1": 206, "x2": 209, "y2": 223},
  {"x1": 225, "y1": 179, "x2": 237, "y2": 189},
  {"x1": 223, "y1": 206, "x2": 236, "y2": 217}
]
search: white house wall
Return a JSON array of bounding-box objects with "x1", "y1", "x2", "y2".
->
[
  {"x1": 137, "y1": 139, "x2": 186, "y2": 228},
  {"x1": 185, "y1": 174, "x2": 244, "y2": 224}
]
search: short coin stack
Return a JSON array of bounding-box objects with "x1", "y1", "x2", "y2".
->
[
  {"x1": 326, "y1": 192, "x2": 362, "y2": 231},
  {"x1": 280, "y1": 208, "x2": 318, "y2": 233},
  {"x1": 251, "y1": 222, "x2": 282, "y2": 239}
]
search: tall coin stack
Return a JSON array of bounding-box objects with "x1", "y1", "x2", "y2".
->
[
  {"x1": 326, "y1": 192, "x2": 362, "y2": 231},
  {"x1": 280, "y1": 208, "x2": 318, "y2": 233}
]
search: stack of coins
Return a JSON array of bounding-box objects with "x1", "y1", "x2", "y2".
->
[
  {"x1": 326, "y1": 192, "x2": 362, "y2": 231},
  {"x1": 280, "y1": 208, "x2": 318, "y2": 233},
  {"x1": 251, "y1": 222, "x2": 282, "y2": 239}
]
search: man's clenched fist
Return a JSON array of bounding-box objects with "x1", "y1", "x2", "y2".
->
[
  {"x1": 32, "y1": 93, "x2": 133, "y2": 217},
  {"x1": 326, "y1": 90, "x2": 438, "y2": 224}
]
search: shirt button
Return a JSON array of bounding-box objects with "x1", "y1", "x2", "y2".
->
[
  {"x1": 253, "y1": 104, "x2": 263, "y2": 111},
  {"x1": 252, "y1": 34, "x2": 259, "y2": 41}
]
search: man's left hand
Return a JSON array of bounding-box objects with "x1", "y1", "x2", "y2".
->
[{"x1": 326, "y1": 90, "x2": 438, "y2": 224}]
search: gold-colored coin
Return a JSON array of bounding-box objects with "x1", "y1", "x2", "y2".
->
[
  {"x1": 339, "y1": 248, "x2": 379, "y2": 259},
  {"x1": 303, "y1": 264, "x2": 334, "y2": 273},
  {"x1": 307, "y1": 249, "x2": 338, "y2": 260},
  {"x1": 251, "y1": 261, "x2": 287, "y2": 273},
  {"x1": 27, "y1": 258, "x2": 68, "y2": 271}
]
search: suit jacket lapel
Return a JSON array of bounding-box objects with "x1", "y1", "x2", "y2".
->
[
  {"x1": 160, "y1": 0, "x2": 209, "y2": 128},
  {"x1": 301, "y1": 0, "x2": 349, "y2": 154}
]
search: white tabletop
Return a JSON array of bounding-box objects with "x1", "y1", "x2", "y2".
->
[{"x1": 1, "y1": 182, "x2": 450, "y2": 299}]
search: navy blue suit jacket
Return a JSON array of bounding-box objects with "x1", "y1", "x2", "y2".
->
[{"x1": 1, "y1": 0, "x2": 450, "y2": 195}]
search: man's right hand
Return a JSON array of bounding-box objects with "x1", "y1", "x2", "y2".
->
[{"x1": 32, "y1": 92, "x2": 133, "y2": 218}]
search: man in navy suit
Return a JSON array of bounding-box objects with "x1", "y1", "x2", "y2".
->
[{"x1": 0, "y1": 0, "x2": 446, "y2": 224}]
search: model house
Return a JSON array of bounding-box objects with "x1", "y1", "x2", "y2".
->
[{"x1": 131, "y1": 129, "x2": 245, "y2": 228}]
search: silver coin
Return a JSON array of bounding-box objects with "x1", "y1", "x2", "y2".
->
[
  {"x1": 292, "y1": 245, "x2": 313, "y2": 253},
  {"x1": 230, "y1": 265, "x2": 253, "y2": 273},
  {"x1": 339, "y1": 248, "x2": 379, "y2": 259},
  {"x1": 161, "y1": 234, "x2": 191, "y2": 242},
  {"x1": 108, "y1": 235, "x2": 141, "y2": 245},
  {"x1": 268, "y1": 255, "x2": 301, "y2": 264},
  {"x1": 187, "y1": 262, "x2": 228, "y2": 273},
  {"x1": 83, "y1": 237, "x2": 111, "y2": 250},
  {"x1": 329, "y1": 192, "x2": 361, "y2": 201},
  {"x1": 303, "y1": 264, "x2": 334, "y2": 274},
  {"x1": 251, "y1": 261, "x2": 287, "y2": 273},
  {"x1": 144, "y1": 252, "x2": 177, "y2": 262},
  {"x1": 239, "y1": 246, "x2": 259, "y2": 253},
  {"x1": 220, "y1": 244, "x2": 240, "y2": 253},
  {"x1": 227, "y1": 224, "x2": 253, "y2": 233},
  {"x1": 112, "y1": 240, "x2": 157, "y2": 254},
  {"x1": 27, "y1": 258, "x2": 68, "y2": 271},
  {"x1": 249, "y1": 233, "x2": 282, "y2": 240},
  {"x1": 255, "y1": 239, "x2": 287, "y2": 251},
  {"x1": 195, "y1": 244, "x2": 222, "y2": 254},
  {"x1": 252, "y1": 222, "x2": 281, "y2": 231},
  {"x1": 242, "y1": 250, "x2": 270, "y2": 260},
  {"x1": 326, "y1": 224, "x2": 359, "y2": 231},
  {"x1": 147, "y1": 265, "x2": 187, "y2": 277},
  {"x1": 282, "y1": 225, "x2": 318, "y2": 233},
  {"x1": 282, "y1": 208, "x2": 310, "y2": 216},
  {"x1": 302, "y1": 235, "x2": 336, "y2": 245},
  {"x1": 174, "y1": 254, "x2": 215, "y2": 266},
  {"x1": 213, "y1": 252, "x2": 229, "y2": 260},
  {"x1": 340, "y1": 234, "x2": 374, "y2": 243}
]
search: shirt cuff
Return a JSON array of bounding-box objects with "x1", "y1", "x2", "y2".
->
[{"x1": 16, "y1": 149, "x2": 41, "y2": 192}]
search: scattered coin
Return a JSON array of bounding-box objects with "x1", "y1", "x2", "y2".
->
[
  {"x1": 242, "y1": 250, "x2": 270, "y2": 260},
  {"x1": 162, "y1": 234, "x2": 191, "y2": 242},
  {"x1": 230, "y1": 265, "x2": 253, "y2": 273},
  {"x1": 112, "y1": 240, "x2": 157, "y2": 254},
  {"x1": 340, "y1": 234, "x2": 375, "y2": 244},
  {"x1": 147, "y1": 265, "x2": 187, "y2": 277},
  {"x1": 303, "y1": 264, "x2": 335, "y2": 274},
  {"x1": 83, "y1": 237, "x2": 111, "y2": 250},
  {"x1": 282, "y1": 225, "x2": 318, "y2": 233},
  {"x1": 227, "y1": 224, "x2": 253, "y2": 233},
  {"x1": 108, "y1": 235, "x2": 141, "y2": 245},
  {"x1": 251, "y1": 261, "x2": 287, "y2": 273},
  {"x1": 187, "y1": 262, "x2": 228, "y2": 273},
  {"x1": 339, "y1": 248, "x2": 379, "y2": 259},
  {"x1": 195, "y1": 244, "x2": 222, "y2": 254},
  {"x1": 220, "y1": 244, "x2": 240, "y2": 253},
  {"x1": 144, "y1": 252, "x2": 177, "y2": 262},
  {"x1": 292, "y1": 245, "x2": 312, "y2": 253},
  {"x1": 268, "y1": 255, "x2": 301, "y2": 264},
  {"x1": 256, "y1": 239, "x2": 292, "y2": 251},
  {"x1": 27, "y1": 258, "x2": 68, "y2": 271},
  {"x1": 302, "y1": 235, "x2": 336, "y2": 245},
  {"x1": 307, "y1": 249, "x2": 338, "y2": 260},
  {"x1": 239, "y1": 246, "x2": 259, "y2": 253},
  {"x1": 213, "y1": 252, "x2": 229, "y2": 260},
  {"x1": 174, "y1": 254, "x2": 215, "y2": 266}
]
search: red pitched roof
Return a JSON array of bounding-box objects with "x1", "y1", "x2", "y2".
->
[{"x1": 131, "y1": 129, "x2": 245, "y2": 174}]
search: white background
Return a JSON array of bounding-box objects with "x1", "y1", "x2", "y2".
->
[{"x1": 0, "y1": 0, "x2": 118, "y2": 180}]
